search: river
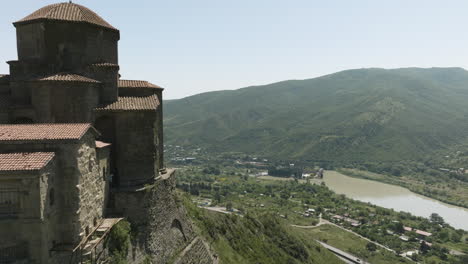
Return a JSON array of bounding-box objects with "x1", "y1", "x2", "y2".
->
[{"x1": 323, "y1": 171, "x2": 468, "y2": 230}]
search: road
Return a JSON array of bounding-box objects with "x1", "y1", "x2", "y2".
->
[
  {"x1": 292, "y1": 214, "x2": 396, "y2": 253},
  {"x1": 200, "y1": 206, "x2": 231, "y2": 214},
  {"x1": 292, "y1": 218, "x2": 416, "y2": 263},
  {"x1": 316, "y1": 240, "x2": 369, "y2": 264}
]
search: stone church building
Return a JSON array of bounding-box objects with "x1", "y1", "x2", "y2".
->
[{"x1": 0, "y1": 3, "x2": 209, "y2": 264}]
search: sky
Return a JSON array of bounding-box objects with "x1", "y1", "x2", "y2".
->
[{"x1": 1, "y1": 1, "x2": 468, "y2": 99}]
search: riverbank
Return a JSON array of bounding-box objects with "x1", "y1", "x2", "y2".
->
[
  {"x1": 336, "y1": 168, "x2": 468, "y2": 209},
  {"x1": 324, "y1": 170, "x2": 468, "y2": 230}
]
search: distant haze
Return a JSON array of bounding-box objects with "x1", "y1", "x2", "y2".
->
[{"x1": 1, "y1": 0, "x2": 468, "y2": 99}]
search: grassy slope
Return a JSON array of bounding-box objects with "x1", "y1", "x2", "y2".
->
[
  {"x1": 292, "y1": 225, "x2": 412, "y2": 264},
  {"x1": 181, "y1": 193, "x2": 342, "y2": 264},
  {"x1": 165, "y1": 67, "x2": 468, "y2": 163}
]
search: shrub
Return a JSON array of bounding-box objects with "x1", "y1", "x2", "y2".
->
[{"x1": 107, "y1": 220, "x2": 132, "y2": 263}]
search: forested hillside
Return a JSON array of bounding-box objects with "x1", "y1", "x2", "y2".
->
[{"x1": 165, "y1": 68, "x2": 468, "y2": 163}]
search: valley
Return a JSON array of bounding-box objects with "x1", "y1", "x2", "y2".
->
[
  {"x1": 168, "y1": 146, "x2": 468, "y2": 264},
  {"x1": 165, "y1": 67, "x2": 468, "y2": 263}
]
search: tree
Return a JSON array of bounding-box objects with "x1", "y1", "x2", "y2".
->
[
  {"x1": 366, "y1": 242, "x2": 377, "y2": 252},
  {"x1": 280, "y1": 190, "x2": 290, "y2": 200},
  {"x1": 420, "y1": 241, "x2": 430, "y2": 254},
  {"x1": 226, "y1": 201, "x2": 233, "y2": 211},
  {"x1": 437, "y1": 229, "x2": 450, "y2": 242},
  {"x1": 430, "y1": 213, "x2": 445, "y2": 224},
  {"x1": 451, "y1": 231, "x2": 462, "y2": 243},
  {"x1": 392, "y1": 222, "x2": 404, "y2": 233}
]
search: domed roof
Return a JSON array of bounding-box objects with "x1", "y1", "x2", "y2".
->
[{"x1": 14, "y1": 2, "x2": 117, "y2": 31}]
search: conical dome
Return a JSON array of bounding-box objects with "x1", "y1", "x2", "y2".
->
[{"x1": 14, "y1": 2, "x2": 117, "y2": 31}]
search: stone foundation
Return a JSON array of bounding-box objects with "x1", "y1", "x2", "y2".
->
[
  {"x1": 173, "y1": 237, "x2": 216, "y2": 264},
  {"x1": 113, "y1": 169, "x2": 213, "y2": 264}
]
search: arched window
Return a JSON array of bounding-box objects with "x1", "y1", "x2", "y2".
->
[{"x1": 171, "y1": 219, "x2": 186, "y2": 241}]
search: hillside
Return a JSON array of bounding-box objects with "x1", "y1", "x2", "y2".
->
[
  {"x1": 180, "y1": 193, "x2": 342, "y2": 264},
  {"x1": 165, "y1": 68, "x2": 468, "y2": 163}
]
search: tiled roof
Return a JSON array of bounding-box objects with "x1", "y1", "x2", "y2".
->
[
  {"x1": 14, "y1": 3, "x2": 117, "y2": 31},
  {"x1": 90, "y1": 63, "x2": 119, "y2": 68},
  {"x1": 37, "y1": 73, "x2": 100, "y2": 83},
  {"x1": 95, "y1": 140, "x2": 111, "y2": 148},
  {"x1": 95, "y1": 95, "x2": 159, "y2": 112},
  {"x1": 0, "y1": 152, "x2": 55, "y2": 171},
  {"x1": 0, "y1": 123, "x2": 94, "y2": 142},
  {"x1": 416, "y1": 230, "x2": 432, "y2": 237},
  {"x1": 118, "y1": 80, "x2": 163, "y2": 90}
]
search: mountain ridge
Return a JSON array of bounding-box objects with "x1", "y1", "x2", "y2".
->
[{"x1": 165, "y1": 67, "x2": 468, "y2": 163}]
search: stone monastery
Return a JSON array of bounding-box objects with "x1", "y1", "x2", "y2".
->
[{"x1": 0, "y1": 2, "x2": 213, "y2": 264}]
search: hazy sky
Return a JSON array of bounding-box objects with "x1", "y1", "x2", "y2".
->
[{"x1": 1, "y1": 0, "x2": 468, "y2": 99}]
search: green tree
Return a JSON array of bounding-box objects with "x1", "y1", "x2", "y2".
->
[
  {"x1": 420, "y1": 241, "x2": 431, "y2": 254},
  {"x1": 430, "y1": 213, "x2": 445, "y2": 224},
  {"x1": 226, "y1": 201, "x2": 233, "y2": 211},
  {"x1": 366, "y1": 242, "x2": 377, "y2": 252}
]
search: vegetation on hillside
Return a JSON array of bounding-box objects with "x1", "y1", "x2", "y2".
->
[
  {"x1": 166, "y1": 67, "x2": 468, "y2": 208},
  {"x1": 165, "y1": 68, "x2": 468, "y2": 163},
  {"x1": 181, "y1": 193, "x2": 342, "y2": 264},
  {"x1": 175, "y1": 163, "x2": 468, "y2": 264}
]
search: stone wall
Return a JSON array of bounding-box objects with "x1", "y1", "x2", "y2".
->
[
  {"x1": 112, "y1": 111, "x2": 158, "y2": 187},
  {"x1": 0, "y1": 158, "x2": 58, "y2": 264},
  {"x1": 86, "y1": 65, "x2": 119, "y2": 103},
  {"x1": 0, "y1": 131, "x2": 106, "y2": 246},
  {"x1": 113, "y1": 169, "x2": 207, "y2": 264},
  {"x1": 15, "y1": 21, "x2": 119, "y2": 76},
  {"x1": 144, "y1": 170, "x2": 195, "y2": 263},
  {"x1": 174, "y1": 237, "x2": 215, "y2": 264},
  {"x1": 97, "y1": 147, "x2": 111, "y2": 214},
  {"x1": 76, "y1": 134, "x2": 107, "y2": 239},
  {"x1": 30, "y1": 81, "x2": 100, "y2": 123}
]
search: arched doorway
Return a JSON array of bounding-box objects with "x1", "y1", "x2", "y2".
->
[{"x1": 171, "y1": 219, "x2": 187, "y2": 242}]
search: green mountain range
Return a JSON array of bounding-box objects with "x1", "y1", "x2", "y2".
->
[{"x1": 164, "y1": 68, "x2": 468, "y2": 163}]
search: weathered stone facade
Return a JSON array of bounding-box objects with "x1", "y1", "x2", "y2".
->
[{"x1": 0, "y1": 2, "x2": 214, "y2": 264}]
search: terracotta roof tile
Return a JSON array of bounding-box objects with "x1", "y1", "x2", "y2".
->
[
  {"x1": 416, "y1": 230, "x2": 432, "y2": 237},
  {"x1": 90, "y1": 63, "x2": 119, "y2": 68},
  {"x1": 95, "y1": 140, "x2": 111, "y2": 148},
  {"x1": 0, "y1": 123, "x2": 94, "y2": 142},
  {"x1": 37, "y1": 73, "x2": 100, "y2": 83},
  {"x1": 0, "y1": 152, "x2": 55, "y2": 171},
  {"x1": 95, "y1": 95, "x2": 159, "y2": 112},
  {"x1": 118, "y1": 80, "x2": 163, "y2": 90},
  {"x1": 15, "y1": 3, "x2": 117, "y2": 31}
]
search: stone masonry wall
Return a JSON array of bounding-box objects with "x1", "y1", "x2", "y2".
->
[
  {"x1": 114, "y1": 111, "x2": 157, "y2": 187},
  {"x1": 76, "y1": 134, "x2": 106, "y2": 239},
  {"x1": 174, "y1": 237, "x2": 215, "y2": 264},
  {"x1": 0, "y1": 132, "x2": 105, "y2": 246},
  {"x1": 113, "y1": 169, "x2": 214, "y2": 264},
  {"x1": 144, "y1": 170, "x2": 195, "y2": 263},
  {"x1": 0, "y1": 160, "x2": 57, "y2": 264}
]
